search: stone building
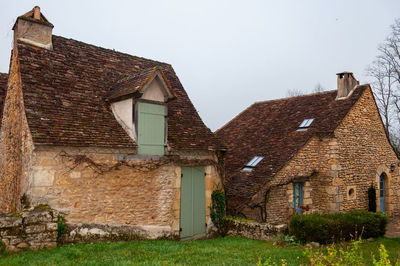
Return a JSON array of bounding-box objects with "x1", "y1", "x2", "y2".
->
[
  {"x1": 217, "y1": 72, "x2": 400, "y2": 225},
  {"x1": 0, "y1": 7, "x2": 224, "y2": 241}
]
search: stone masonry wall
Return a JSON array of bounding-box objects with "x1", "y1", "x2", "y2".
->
[
  {"x1": 247, "y1": 135, "x2": 334, "y2": 225},
  {"x1": 28, "y1": 146, "x2": 222, "y2": 239},
  {"x1": 0, "y1": 51, "x2": 34, "y2": 213},
  {"x1": 0, "y1": 209, "x2": 58, "y2": 252},
  {"x1": 225, "y1": 218, "x2": 285, "y2": 240},
  {"x1": 335, "y1": 88, "x2": 400, "y2": 216}
]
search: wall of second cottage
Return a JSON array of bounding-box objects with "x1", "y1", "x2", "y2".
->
[
  {"x1": 334, "y1": 87, "x2": 400, "y2": 216},
  {"x1": 28, "y1": 146, "x2": 221, "y2": 238}
]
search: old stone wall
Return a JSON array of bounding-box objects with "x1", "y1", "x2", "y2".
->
[
  {"x1": 0, "y1": 209, "x2": 58, "y2": 252},
  {"x1": 0, "y1": 51, "x2": 34, "y2": 213},
  {"x1": 247, "y1": 135, "x2": 334, "y2": 225},
  {"x1": 28, "y1": 146, "x2": 222, "y2": 239},
  {"x1": 335, "y1": 88, "x2": 400, "y2": 216},
  {"x1": 225, "y1": 218, "x2": 284, "y2": 240}
]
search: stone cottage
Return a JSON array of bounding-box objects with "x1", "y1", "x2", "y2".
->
[
  {"x1": 216, "y1": 72, "x2": 400, "y2": 225},
  {"x1": 0, "y1": 7, "x2": 224, "y2": 241}
]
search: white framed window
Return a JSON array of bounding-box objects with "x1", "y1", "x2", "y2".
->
[
  {"x1": 242, "y1": 156, "x2": 264, "y2": 171},
  {"x1": 297, "y1": 118, "x2": 314, "y2": 131}
]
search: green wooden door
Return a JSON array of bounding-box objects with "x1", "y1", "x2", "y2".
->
[
  {"x1": 180, "y1": 167, "x2": 206, "y2": 240},
  {"x1": 137, "y1": 102, "x2": 165, "y2": 155}
]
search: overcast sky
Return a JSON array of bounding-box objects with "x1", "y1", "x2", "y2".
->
[{"x1": 1, "y1": 1, "x2": 399, "y2": 131}]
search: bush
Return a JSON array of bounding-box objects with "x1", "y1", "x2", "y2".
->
[
  {"x1": 209, "y1": 189, "x2": 227, "y2": 237},
  {"x1": 304, "y1": 239, "x2": 398, "y2": 265},
  {"x1": 289, "y1": 211, "x2": 388, "y2": 244},
  {"x1": 0, "y1": 240, "x2": 5, "y2": 254},
  {"x1": 57, "y1": 215, "x2": 66, "y2": 240}
]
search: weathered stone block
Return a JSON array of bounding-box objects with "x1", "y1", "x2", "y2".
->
[
  {"x1": 0, "y1": 216, "x2": 22, "y2": 228},
  {"x1": 16, "y1": 242, "x2": 29, "y2": 249},
  {"x1": 25, "y1": 224, "x2": 46, "y2": 234},
  {"x1": 33, "y1": 168, "x2": 56, "y2": 186},
  {"x1": 23, "y1": 210, "x2": 53, "y2": 225},
  {"x1": 326, "y1": 186, "x2": 338, "y2": 195},
  {"x1": 9, "y1": 237, "x2": 22, "y2": 245},
  {"x1": 46, "y1": 223, "x2": 57, "y2": 231}
]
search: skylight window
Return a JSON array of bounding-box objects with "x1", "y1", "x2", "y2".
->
[
  {"x1": 243, "y1": 156, "x2": 264, "y2": 171},
  {"x1": 297, "y1": 118, "x2": 314, "y2": 131}
]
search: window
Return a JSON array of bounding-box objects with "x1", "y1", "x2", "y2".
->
[
  {"x1": 297, "y1": 118, "x2": 314, "y2": 131},
  {"x1": 242, "y1": 156, "x2": 263, "y2": 171},
  {"x1": 293, "y1": 182, "x2": 303, "y2": 214}
]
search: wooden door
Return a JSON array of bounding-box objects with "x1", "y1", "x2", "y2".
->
[{"x1": 180, "y1": 167, "x2": 206, "y2": 240}]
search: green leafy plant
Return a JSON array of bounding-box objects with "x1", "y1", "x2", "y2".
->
[
  {"x1": 0, "y1": 240, "x2": 5, "y2": 255},
  {"x1": 257, "y1": 256, "x2": 287, "y2": 266},
  {"x1": 368, "y1": 184, "x2": 377, "y2": 212},
  {"x1": 304, "y1": 240, "x2": 400, "y2": 266},
  {"x1": 209, "y1": 189, "x2": 227, "y2": 237},
  {"x1": 289, "y1": 211, "x2": 388, "y2": 244},
  {"x1": 57, "y1": 215, "x2": 66, "y2": 241},
  {"x1": 283, "y1": 235, "x2": 300, "y2": 246},
  {"x1": 304, "y1": 238, "x2": 364, "y2": 265},
  {"x1": 372, "y1": 243, "x2": 399, "y2": 266}
]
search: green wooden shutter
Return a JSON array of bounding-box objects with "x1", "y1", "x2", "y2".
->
[
  {"x1": 180, "y1": 167, "x2": 206, "y2": 240},
  {"x1": 137, "y1": 102, "x2": 165, "y2": 155}
]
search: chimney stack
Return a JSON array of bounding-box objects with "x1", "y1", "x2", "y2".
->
[
  {"x1": 12, "y1": 6, "x2": 54, "y2": 50},
  {"x1": 336, "y1": 72, "x2": 359, "y2": 99},
  {"x1": 33, "y1": 6, "x2": 41, "y2": 20}
]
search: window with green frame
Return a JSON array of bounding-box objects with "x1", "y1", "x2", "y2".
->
[
  {"x1": 136, "y1": 102, "x2": 166, "y2": 155},
  {"x1": 293, "y1": 182, "x2": 303, "y2": 214}
]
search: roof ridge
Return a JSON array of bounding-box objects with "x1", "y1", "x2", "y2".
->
[
  {"x1": 254, "y1": 89, "x2": 336, "y2": 105},
  {"x1": 52, "y1": 35, "x2": 172, "y2": 67},
  {"x1": 215, "y1": 89, "x2": 336, "y2": 134},
  {"x1": 215, "y1": 102, "x2": 257, "y2": 134}
]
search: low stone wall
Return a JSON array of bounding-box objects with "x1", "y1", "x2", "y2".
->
[
  {"x1": 60, "y1": 223, "x2": 178, "y2": 244},
  {"x1": 0, "y1": 209, "x2": 58, "y2": 252},
  {"x1": 226, "y1": 219, "x2": 286, "y2": 240}
]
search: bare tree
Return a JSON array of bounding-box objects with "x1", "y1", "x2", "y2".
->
[
  {"x1": 367, "y1": 18, "x2": 400, "y2": 154},
  {"x1": 312, "y1": 83, "x2": 326, "y2": 93},
  {"x1": 366, "y1": 57, "x2": 395, "y2": 134},
  {"x1": 286, "y1": 88, "x2": 304, "y2": 97}
]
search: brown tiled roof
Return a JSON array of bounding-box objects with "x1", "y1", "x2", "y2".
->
[
  {"x1": 17, "y1": 35, "x2": 223, "y2": 150},
  {"x1": 216, "y1": 86, "x2": 368, "y2": 212},
  {"x1": 107, "y1": 66, "x2": 174, "y2": 101},
  {"x1": 0, "y1": 73, "x2": 8, "y2": 128}
]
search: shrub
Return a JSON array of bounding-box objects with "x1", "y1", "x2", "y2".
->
[
  {"x1": 304, "y1": 238, "x2": 364, "y2": 265},
  {"x1": 57, "y1": 215, "x2": 67, "y2": 240},
  {"x1": 368, "y1": 184, "x2": 377, "y2": 212},
  {"x1": 304, "y1": 239, "x2": 398, "y2": 265},
  {"x1": 209, "y1": 189, "x2": 227, "y2": 237},
  {"x1": 0, "y1": 240, "x2": 5, "y2": 254},
  {"x1": 289, "y1": 211, "x2": 388, "y2": 244}
]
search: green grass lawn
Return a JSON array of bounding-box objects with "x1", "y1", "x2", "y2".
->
[{"x1": 0, "y1": 236, "x2": 399, "y2": 265}]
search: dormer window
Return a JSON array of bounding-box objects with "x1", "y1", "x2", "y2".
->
[
  {"x1": 109, "y1": 67, "x2": 175, "y2": 156},
  {"x1": 243, "y1": 156, "x2": 264, "y2": 171},
  {"x1": 297, "y1": 118, "x2": 314, "y2": 131}
]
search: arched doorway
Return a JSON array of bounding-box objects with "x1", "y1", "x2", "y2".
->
[{"x1": 379, "y1": 173, "x2": 387, "y2": 213}]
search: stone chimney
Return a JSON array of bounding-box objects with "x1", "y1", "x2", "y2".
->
[
  {"x1": 336, "y1": 72, "x2": 359, "y2": 99},
  {"x1": 12, "y1": 6, "x2": 54, "y2": 50}
]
